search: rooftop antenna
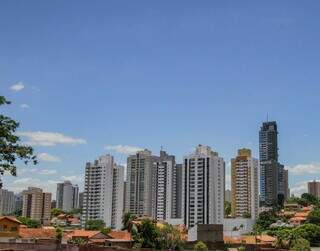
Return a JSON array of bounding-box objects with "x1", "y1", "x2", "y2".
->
[{"x1": 160, "y1": 145, "x2": 163, "y2": 151}]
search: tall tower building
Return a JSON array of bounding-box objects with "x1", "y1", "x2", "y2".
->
[
  {"x1": 183, "y1": 145, "x2": 225, "y2": 228},
  {"x1": 56, "y1": 181, "x2": 79, "y2": 211},
  {"x1": 308, "y1": 180, "x2": 320, "y2": 198},
  {"x1": 22, "y1": 187, "x2": 52, "y2": 225},
  {"x1": 151, "y1": 150, "x2": 182, "y2": 221},
  {"x1": 125, "y1": 149, "x2": 159, "y2": 217},
  {"x1": 284, "y1": 169, "x2": 290, "y2": 200},
  {"x1": 0, "y1": 189, "x2": 15, "y2": 215},
  {"x1": 259, "y1": 121, "x2": 284, "y2": 206},
  {"x1": 82, "y1": 155, "x2": 124, "y2": 229},
  {"x1": 231, "y1": 149, "x2": 259, "y2": 219}
]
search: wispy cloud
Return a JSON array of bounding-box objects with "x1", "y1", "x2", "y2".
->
[
  {"x1": 61, "y1": 175, "x2": 83, "y2": 183},
  {"x1": 38, "y1": 153, "x2": 61, "y2": 162},
  {"x1": 20, "y1": 104, "x2": 30, "y2": 109},
  {"x1": 104, "y1": 144, "x2": 143, "y2": 154},
  {"x1": 10, "y1": 82, "x2": 25, "y2": 91},
  {"x1": 18, "y1": 167, "x2": 57, "y2": 175},
  {"x1": 286, "y1": 163, "x2": 320, "y2": 175},
  {"x1": 17, "y1": 131, "x2": 87, "y2": 146}
]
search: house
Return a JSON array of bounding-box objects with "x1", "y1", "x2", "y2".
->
[
  {"x1": 64, "y1": 230, "x2": 108, "y2": 244},
  {"x1": 19, "y1": 226, "x2": 56, "y2": 242},
  {"x1": 105, "y1": 230, "x2": 132, "y2": 248},
  {"x1": 0, "y1": 216, "x2": 21, "y2": 238}
]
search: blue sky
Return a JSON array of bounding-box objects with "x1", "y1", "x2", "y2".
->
[{"x1": 1, "y1": 1, "x2": 320, "y2": 197}]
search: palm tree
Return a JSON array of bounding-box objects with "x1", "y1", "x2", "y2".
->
[{"x1": 122, "y1": 212, "x2": 137, "y2": 231}]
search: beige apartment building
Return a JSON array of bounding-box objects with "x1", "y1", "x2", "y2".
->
[
  {"x1": 231, "y1": 149, "x2": 259, "y2": 219},
  {"x1": 22, "y1": 187, "x2": 52, "y2": 225},
  {"x1": 308, "y1": 180, "x2": 320, "y2": 198}
]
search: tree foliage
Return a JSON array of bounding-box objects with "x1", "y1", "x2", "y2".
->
[
  {"x1": 17, "y1": 216, "x2": 41, "y2": 228},
  {"x1": 122, "y1": 211, "x2": 137, "y2": 231},
  {"x1": 85, "y1": 219, "x2": 106, "y2": 230},
  {"x1": 290, "y1": 238, "x2": 310, "y2": 251},
  {"x1": 194, "y1": 241, "x2": 208, "y2": 251},
  {"x1": 0, "y1": 96, "x2": 37, "y2": 177}
]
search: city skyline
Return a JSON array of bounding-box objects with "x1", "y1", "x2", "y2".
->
[{"x1": 1, "y1": 1, "x2": 320, "y2": 197}]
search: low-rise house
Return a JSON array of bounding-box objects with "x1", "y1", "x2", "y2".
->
[
  {"x1": 19, "y1": 226, "x2": 56, "y2": 242},
  {"x1": 51, "y1": 214, "x2": 81, "y2": 229},
  {"x1": 105, "y1": 230, "x2": 132, "y2": 248},
  {"x1": 0, "y1": 216, "x2": 21, "y2": 238},
  {"x1": 64, "y1": 230, "x2": 108, "y2": 245}
]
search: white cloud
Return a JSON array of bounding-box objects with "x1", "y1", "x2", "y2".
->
[
  {"x1": 61, "y1": 175, "x2": 83, "y2": 183},
  {"x1": 10, "y1": 82, "x2": 25, "y2": 91},
  {"x1": 290, "y1": 181, "x2": 308, "y2": 197},
  {"x1": 20, "y1": 104, "x2": 30, "y2": 109},
  {"x1": 286, "y1": 163, "x2": 320, "y2": 175},
  {"x1": 18, "y1": 167, "x2": 57, "y2": 175},
  {"x1": 16, "y1": 131, "x2": 87, "y2": 146},
  {"x1": 38, "y1": 153, "x2": 61, "y2": 162},
  {"x1": 104, "y1": 144, "x2": 143, "y2": 154}
]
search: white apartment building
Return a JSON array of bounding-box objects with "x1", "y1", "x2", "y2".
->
[
  {"x1": 231, "y1": 149, "x2": 259, "y2": 219},
  {"x1": 0, "y1": 189, "x2": 15, "y2": 215},
  {"x1": 56, "y1": 181, "x2": 79, "y2": 212},
  {"x1": 126, "y1": 149, "x2": 159, "y2": 217},
  {"x1": 183, "y1": 145, "x2": 225, "y2": 228},
  {"x1": 82, "y1": 155, "x2": 124, "y2": 230}
]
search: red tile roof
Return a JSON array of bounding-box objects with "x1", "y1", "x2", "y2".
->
[
  {"x1": 19, "y1": 228, "x2": 56, "y2": 239},
  {"x1": 0, "y1": 216, "x2": 21, "y2": 224},
  {"x1": 107, "y1": 231, "x2": 131, "y2": 241},
  {"x1": 65, "y1": 230, "x2": 101, "y2": 239}
]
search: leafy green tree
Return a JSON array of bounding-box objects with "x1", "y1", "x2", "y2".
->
[
  {"x1": 194, "y1": 241, "x2": 208, "y2": 251},
  {"x1": 293, "y1": 223, "x2": 320, "y2": 244},
  {"x1": 290, "y1": 238, "x2": 310, "y2": 251},
  {"x1": 224, "y1": 201, "x2": 231, "y2": 217},
  {"x1": 255, "y1": 210, "x2": 279, "y2": 230},
  {"x1": 242, "y1": 212, "x2": 251, "y2": 218},
  {"x1": 301, "y1": 193, "x2": 318, "y2": 206},
  {"x1": 100, "y1": 227, "x2": 111, "y2": 235},
  {"x1": 306, "y1": 209, "x2": 320, "y2": 225},
  {"x1": 138, "y1": 219, "x2": 158, "y2": 248},
  {"x1": 122, "y1": 211, "x2": 137, "y2": 230},
  {"x1": 156, "y1": 223, "x2": 184, "y2": 251},
  {"x1": 17, "y1": 216, "x2": 41, "y2": 228},
  {"x1": 68, "y1": 237, "x2": 87, "y2": 246},
  {"x1": 51, "y1": 208, "x2": 64, "y2": 217},
  {"x1": 0, "y1": 96, "x2": 37, "y2": 178},
  {"x1": 68, "y1": 208, "x2": 82, "y2": 215},
  {"x1": 85, "y1": 219, "x2": 105, "y2": 230}
]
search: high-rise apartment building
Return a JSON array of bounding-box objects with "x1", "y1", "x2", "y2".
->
[
  {"x1": 22, "y1": 187, "x2": 52, "y2": 225},
  {"x1": 259, "y1": 121, "x2": 284, "y2": 206},
  {"x1": 283, "y1": 169, "x2": 290, "y2": 200},
  {"x1": 56, "y1": 181, "x2": 79, "y2": 211},
  {"x1": 0, "y1": 189, "x2": 15, "y2": 215},
  {"x1": 183, "y1": 145, "x2": 225, "y2": 228},
  {"x1": 78, "y1": 192, "x2": 84, "y2": 209},
  {"x1": 82, "y1": 155, "x2": 124, "y2": 229},
  {"x1": 231, "y1": 149, "x2": 259, "y2": 219},
  {"x1": 308, "y1": 180, "x2": 320, "y2": 198},
  {"x1": 126, "y1": 149, "x2": 159, "y2": 217},
  {"x1": 151, "y1": 150, "x2": 182, "y2": 221}
]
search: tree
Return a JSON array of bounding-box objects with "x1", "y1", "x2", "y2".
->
[
  {"x1": 100, "y1": 227, "x2": 111, "y2": 235},
  {"x1": 306, "y1": 209, "x2": 320, "y2": 225},
  {"x1": 68, "y1": 237, "x2": 87, "y2": 246},
  {"x1": 122, "y1": 212, "x2": 137, "y2": 230},
  {"x1": 242, "y1": 212, "x2": 251, "y2": 218},
  {"x1": 0, "y1": 96, "x2": 37, "y2": 179},
  {"x1": 293, "y1": 223, "x2": 320, "y2": 244},
  {"x1": 156, "y1": 223, "x2": 184, "y2": 251},
  {"x1": 290, "y1": 238, "x2": 310, "y2": 251},
  {"x1": 255, "y1": 210, "x2": 279, "y2": 230},
  {"x1": 138, "y1": 219, "x2": 158, "y2": 248},
  {"x1": 85, "y1": 219, "x2": 105, "y2": 230},
  {"x1": 301, "y1": 193, "x2": 318, "y2": 206},
  {"x1": 55, "y1": 227, "x2": 63, "y2": 251},
  {"x1": 51, "y1": 208, "x2": 64, "y2": 217},
  {"x1": 17, "y1": 216, "x2": 41, "y2": 228},
  {"x1": 194, "y1": 241, "x2": 208, "y2": 251},
  {"x1": 224, "y1": 201, "x2": 231, "y2": 217}
]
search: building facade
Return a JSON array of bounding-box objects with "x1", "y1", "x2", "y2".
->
[
  {"x1": 0, "y1": 189, "x2": 15, "y2": 215},
  {"x1": 183, "y1": 145, "x2": 225, "y2": 228},
  {"x1": 308, "y1": 180, "x2": 320, "y2": 198},
  {"x1": 125, "y1": 149, "x2": 159, "y2": 217},
  {"x1": 22, "y1": 187, "x2": 52, "y2": 225},
  {"x1": 259, "y1": 121, "x2": 284, "y2": 206},
  {"x1": 231, "y1": 149, "x2": 259, "y2": 219},
  {"x1": 56, "y1": 181, "x2": 79, "y2": 212},
  {"x1": 82, "y1": 155, "x2": 124, "y2": 229}
]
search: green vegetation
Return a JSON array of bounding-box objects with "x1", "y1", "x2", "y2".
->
[
  {"x1": 306, "y1": 208, "x2": 320, "y2": 225},
  {"x1": 122, "y1": 211, "x2": 137, "y2": 230},
  {"x1": 51, "y1": 208, "x2": 64, "y2": 217},
  {"x1": 224, "y1": 201, "x2": 231, "y2": 217},
  {"x1": 290, "y1": 238, "x2": 310, "y2": 251},
  {"x1": 17, "y1": 216, "x2": 41, "y2": 228},
  {"x1": 254, "y1": 210, "x2": 279, "y2": 231},
  {"x1": 68, "y1": 237, "x2": 87, "y2": 246},
  {"x1": 51, "y1": 207, "x2": 82, "y2": 217},
  {"x1": 193, "y1": 241, "x2": 208, "y2": 251},
  {"x1": 0, "y1": 96, "x2": 37, "y2": 177},
  {"x1": 100, "y1": 227, "x2": 111, "y2": 235},
  {"x1": 85, "y1": 219, "x2": 106, "y2": 230}
]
